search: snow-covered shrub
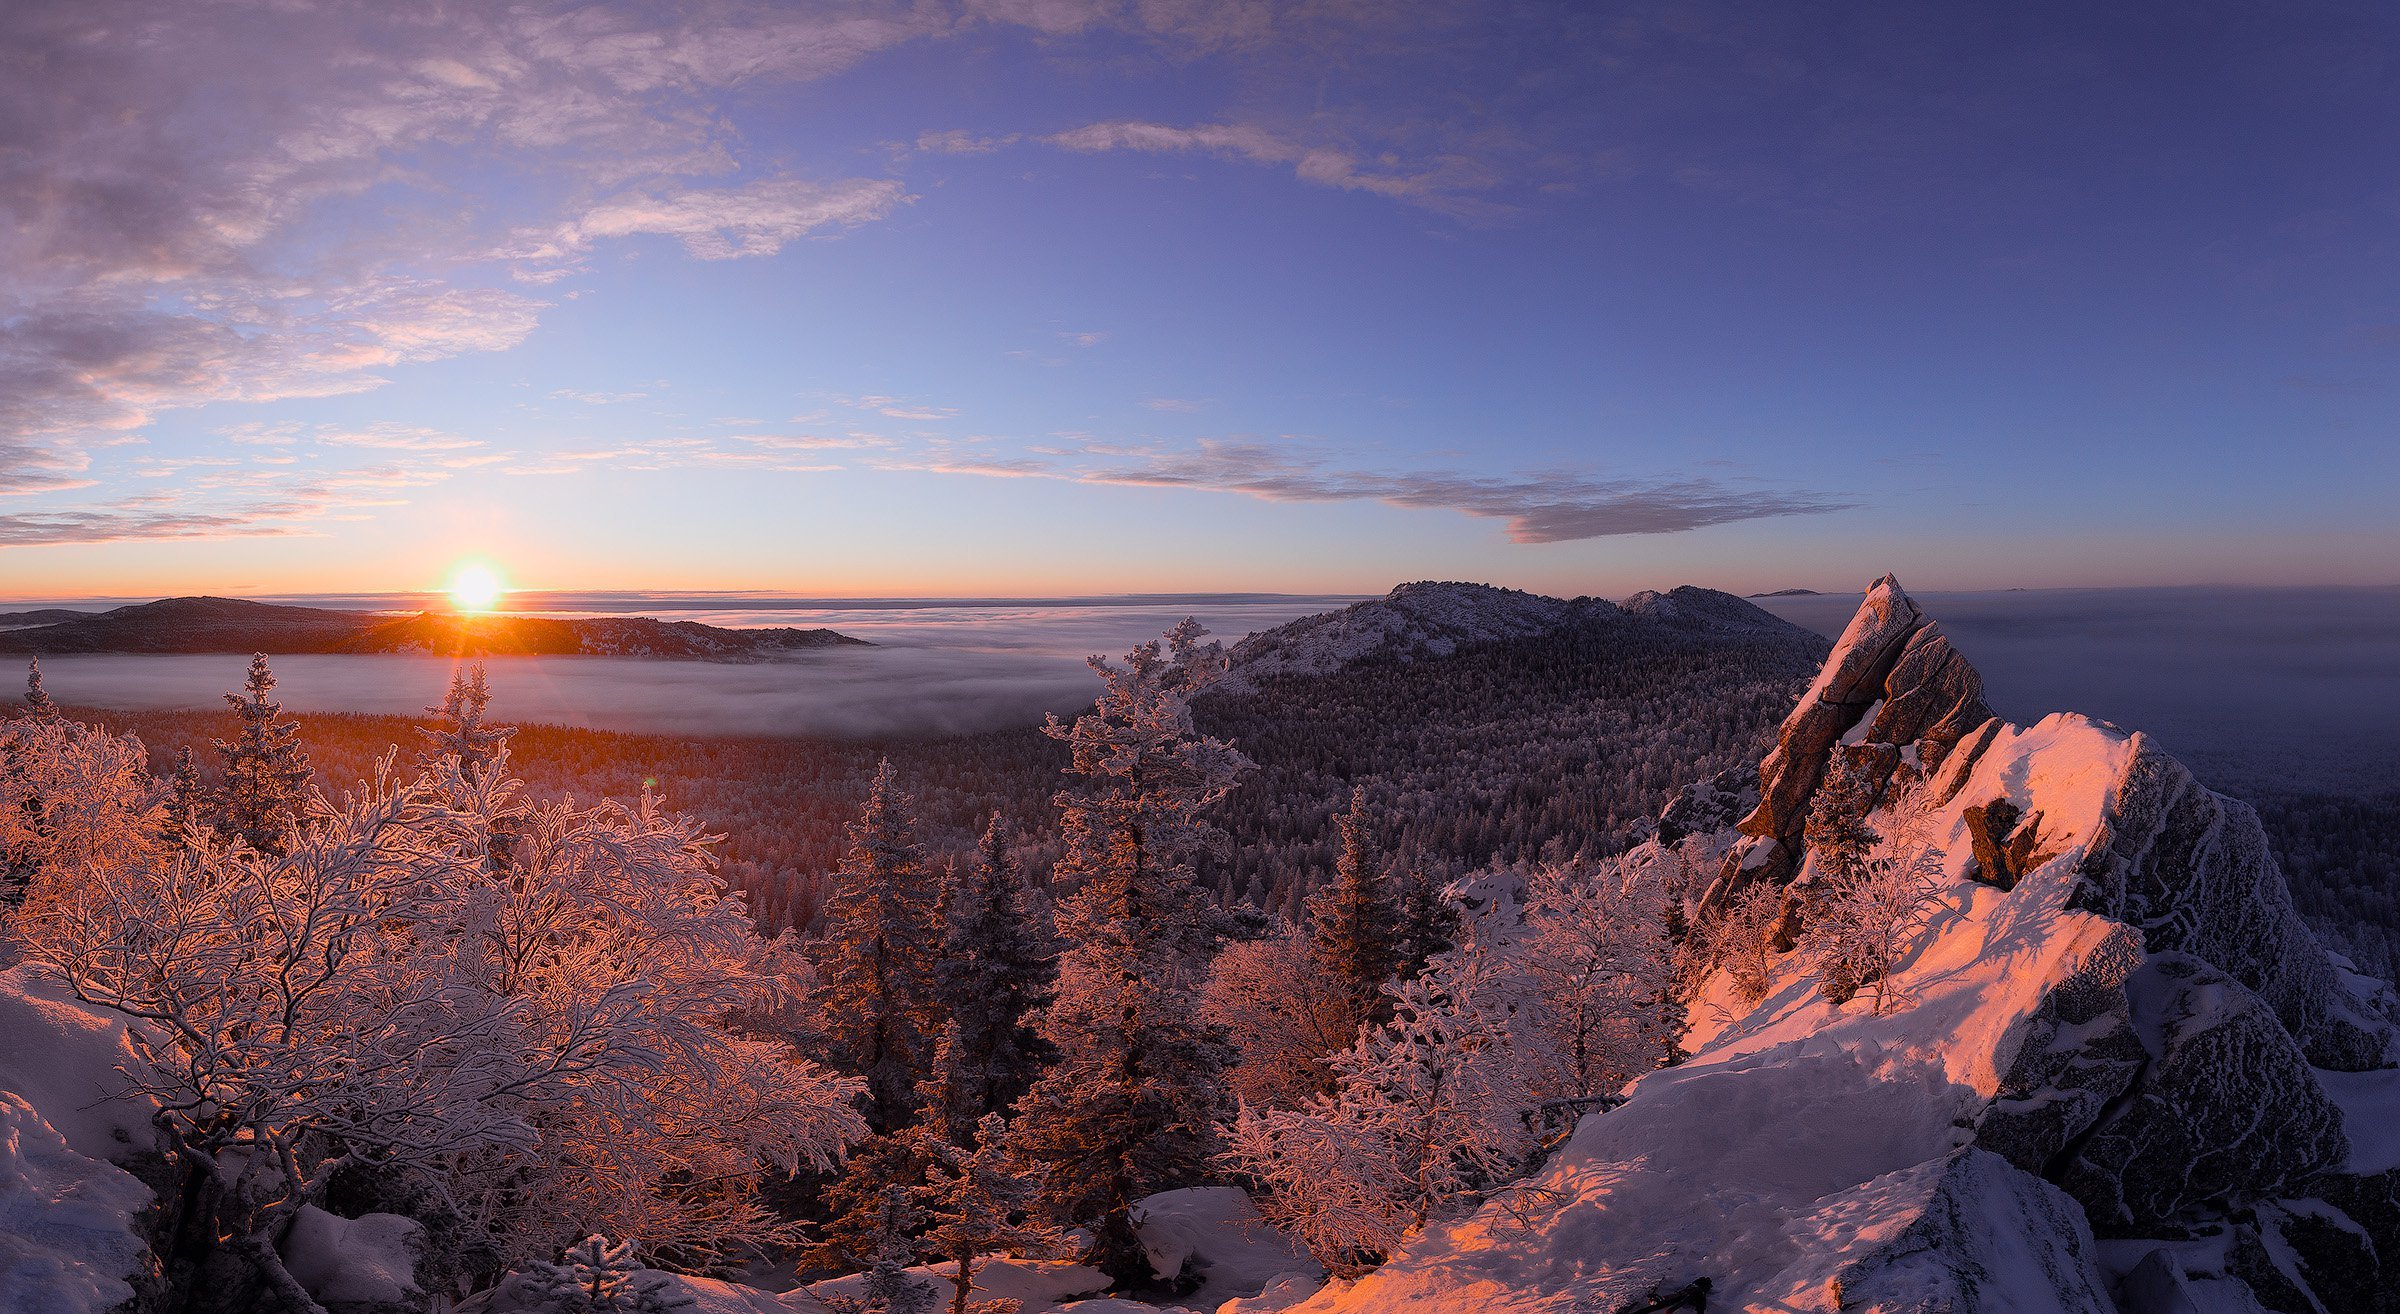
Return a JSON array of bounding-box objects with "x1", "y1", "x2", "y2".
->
[
  {"x1": 1202, "y1": 929, "x2": 1356, "y2": 1107},
  {"x1": 1693, "y1": 880, "x2": 1786, "y2": 1009},
  {"x1": 1804, "y1": 777, "x2": 1946, "y2": 1014},
  {"x1": 1516, "y1": 860, "x2": 1677, "y2": 1100},
  {"x1": 1223, "y1": 946, "x2": 1543, "y2": 1270},
  {"x1": 15, "y1": 741, "x2": 866, "y2": 1299}
]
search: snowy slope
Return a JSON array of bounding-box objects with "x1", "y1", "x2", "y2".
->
[
  {"x1": 0, "y1": 963, "x2": 161, "y2": 1314},
  {"x1": 1291, "y1": 578, "x2": 2400, "y2": 1314}
]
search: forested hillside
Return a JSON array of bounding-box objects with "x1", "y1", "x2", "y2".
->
[{"x1": 64, "y1": 585, "x2": 1830, "y2": 935}]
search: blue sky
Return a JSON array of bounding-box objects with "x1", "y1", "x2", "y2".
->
[{"x1": 4, "y1": 1, "x2": 2394, "y2": 598}]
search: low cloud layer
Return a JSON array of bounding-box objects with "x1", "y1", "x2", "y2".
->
[{"x1": 21, "y1": 598, "x2": 1337, "y2": 740}]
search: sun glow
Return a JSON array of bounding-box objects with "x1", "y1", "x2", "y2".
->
[{"x1": 446, "y1": 563, "x2": 506, "y2": 613}]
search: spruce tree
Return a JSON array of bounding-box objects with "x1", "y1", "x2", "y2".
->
[
  {"x1": 1306, "y1": 786, "x2": 1404, "y2": 1024},
  {"x1": 1391, "y1": 865, "x2": 1461, "y2": 984},
  {"x1": 4, "y1": 660, "x2": 61, "y2": 903},
  {"x1": 923, "y1": 815, "x2": 1055, "y2": 1144},
  {"x1": 1009, "y1": 620, "x2": 1252, "y2": 1284},
  {"x1": 418, "y1": 663, "x2": 516, "y2": 774},
  {"x1": 810, "y1": 1131, "x2": 943, "y2": 1278},
  {"x1": 854, "y1": 1186, "x2": 936, "y2": 1314},
  {"x1": 161, "y1": 746, "x2": 207, "y2": 846},
  {"x1": 922, "y1": 1114, "x2": 1055, "y2": 1314},
  {"x1": 212, "y1": 653, "x2": 313, "y2": 855},
  {"x1": 22, "y1": 659, "x2": 59, "y2": 720},
  {"x1": 818, "y1": 758, "x2": 941, "y2": 1131}
]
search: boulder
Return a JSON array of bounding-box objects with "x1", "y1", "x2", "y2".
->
[
  {"x1": 2069, "y1": 736, "x2": 2389, "y2": 1071},
  {"x1": 1976, "y1": 923, "x2": 2148, "y2": 1172},
  {"x1": 1656, "y1": 767, "x2": 1757, "y2": 848},
  {"x1": 2056, "y1": 955, "x2": 2348, "y2": 1235}
]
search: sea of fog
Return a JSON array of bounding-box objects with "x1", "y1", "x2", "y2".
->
[
  {"x1": 15, "y1": 597, "x2": 1353, "y2": 743},
  {"x1": 9, "y1": 587, "x2": 2396, "y2": 797}
]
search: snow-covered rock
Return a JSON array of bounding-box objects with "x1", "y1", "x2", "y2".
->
[
  {"x1": 1133, "y1": 1187, "x2": 1322, "y2": 1309},
  {"x1": 283, "y1": 1205, "x2": 426, "y2": 1312},
  {"x1": 1296, "y1": 576, "x2": 2400, "y2": 1314}
]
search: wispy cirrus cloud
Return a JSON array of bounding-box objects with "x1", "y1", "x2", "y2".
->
[
  {"x1": 1047, "y1": 120, "x2": 1506, "y2": 218},
  {"x1": 518, "y1": 177, "x2": 911, "y2": 267}
]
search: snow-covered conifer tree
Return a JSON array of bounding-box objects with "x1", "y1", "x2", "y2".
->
[
  {"x1": 1010, "y1": 620, "x2": 1252, "y2": 1282},
  {"x1": 1803, "y1": 751, "x2": 1881, "y2": 887},
  {"x1": 419, "y1": 662, "x2": 516, "y2": 774},
  {"x1": 161, "y1": 745, "x2": 206, "y2": 845},
  {"x1": 1391, "y1": 864, "x2": 1461, "y2": 983},
  {"x1": 1307, "y1": 786, "x2": 1405, "y2": 1026},
  {"x1": 22, "y1": 658, "x2": 59, "y2": 719},
  {"x1": 847, "y1": 1186, "x2": 936, "y2": 1314},
  {"x1": 818, "y1": 759, "x2": 943, "y2": 1130},
  {"x1": 922, "y1": 1113, "x2": 1057, "y2": 1314},
  {"x1": 923, "y1": 815, "x2": 1055, "y2": 1144},
  {"x1": 211, "y1": 652, "x2": 313, "y2": 854},
  {"x1": 517, "y1": 1236, "x2": 693, "y2": 1313}
]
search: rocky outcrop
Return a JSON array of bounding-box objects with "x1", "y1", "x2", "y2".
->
[
  {"x1": 1709, "y1": 576, "x2": 1995, "y2": 908},
  {"x1": 2055, "y1": 955, "x2": 2348, "y2": 1234},
  {"x1": 2067, "y1": 736, "x2": 2392, "y2": 1071},
  {"x1": 1654, "y1": 767, "x2": 1757, "y2": 848}
]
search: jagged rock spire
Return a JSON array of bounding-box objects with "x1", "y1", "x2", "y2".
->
[{"x1": 1705, "y1": 575, "x2": 1993, "y2": 910}]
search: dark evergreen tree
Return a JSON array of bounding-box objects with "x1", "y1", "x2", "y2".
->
[
  {"x1": 1803, "y1": 751, "x2": 1881, "y2": 886},
  {"x1": 212, "y1": 653, "x2": 313, "y2": 855},
  {"x1": 1009, "y1": 620, "x2": 1252, "y2": 1285},
  {"x1": 1392, "y1": 864, "x2": 1461, "y2": 983},
  {"x1": 4, "y1": 660, "x2": 62, "y2": 903},
  {"x1": 923, "y1": 815, "x2": 1056, "y2": 1144},
  {"x1": 1305, "y1": 786, "x2": 1405, "y2": 1023},
  {"x1": 922, "y1": 1114, "x2": 1054, "y2": 1314},
  {"x1": 161, "y1": 746, "x2": 207, "y2": 846},
  {"x1": 809, "y1": 1131, "x2": 943, "y2": 1279},
  {"x1": 818, "y1": 758, "x2": 941, "y2": 1131}
]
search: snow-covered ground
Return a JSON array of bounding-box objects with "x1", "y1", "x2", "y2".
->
[{"x1": 0, "y1": 963, "x2": 161, "y2": 1314}]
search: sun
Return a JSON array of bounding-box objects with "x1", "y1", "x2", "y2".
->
[{"x1": 446, "y1": 562, "x2": 507, "y2": 614}]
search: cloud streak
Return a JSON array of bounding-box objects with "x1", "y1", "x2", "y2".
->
[
  {"x1": 880, "y1": 438, "x2": 1847, "y2": 542},
  {"x1": 1047, "y1": 120, "x2": 1505, "y2": 218}
]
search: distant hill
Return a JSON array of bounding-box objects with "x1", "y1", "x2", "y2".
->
[
  {"x1": 1219, "y1": 580, "x2": 1799, "y2": 692},
  {"x1": 0, "y1": 607, "x2": 102, "y2": 628},
  {"x1": 1197, "y1": 581, "x2": 1830, "y2": 892},
  {"x1": 0, "y1": 596, "x2": 867, "y2": 659},
  {"x1": 1748, "y1": 587, "x2": 1821, "y2": 597}
]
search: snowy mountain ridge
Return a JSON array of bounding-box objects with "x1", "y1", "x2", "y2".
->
[
  {"x1": 1218, "y1": 581, "x2": 1796, "y2": 693},
  {"x1": 1293, "y1": 576, "x2": 2400, "y2": 1313}
]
